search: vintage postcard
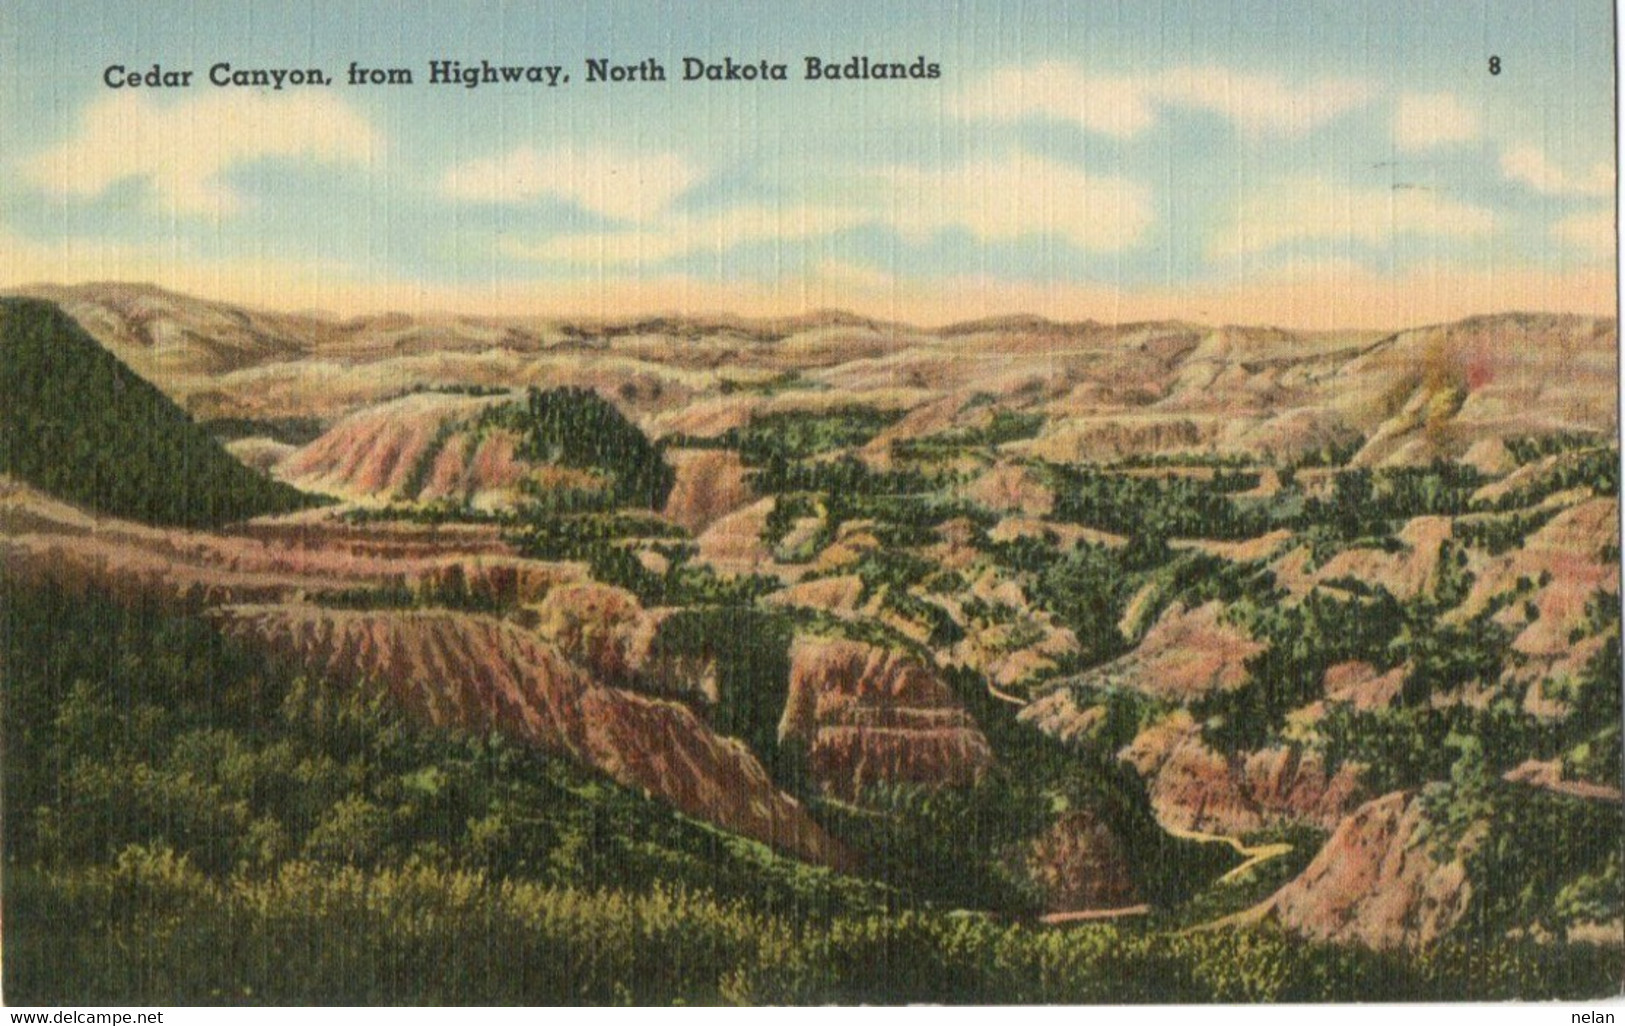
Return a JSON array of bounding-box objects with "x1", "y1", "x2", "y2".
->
[{"x1": 0, "y1": 0, "x2": 1619, "y2": 1008}]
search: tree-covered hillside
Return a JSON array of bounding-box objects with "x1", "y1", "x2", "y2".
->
[
  {"x1": 0, "y1": 298, "x2": 320, "y2": 527},
  {"x1": 7, "y1": 576, "x2": 1615, "y2": 1004},
  {"x1": 503, "y1": 386, "x2": 676, "y2": 509}
]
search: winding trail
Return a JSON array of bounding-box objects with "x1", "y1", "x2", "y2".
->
[
  {"x1": 1163, "y1": 823, "x2": 1294, "y2": 886},
  {"x1": 1040, "y1": 904, "x2": 1151, "y2": 925},
  {"x1": 978, "y1": 679, "x2": 1292, "y2": 930},
  {"x1": 981, "y1": 682, "x2": 1150, "y2": 930},
  {"x1": 1032, "y1": 823, "x2": 1295, "y2": 929},
  {"x1": 986, "y1": 677, "x2": 1025, "y2": 706},
  {"x1": 1161, "y1": 824, "x2": 1296, "y2": 933}
]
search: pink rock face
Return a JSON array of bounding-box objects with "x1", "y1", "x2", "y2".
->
[
  {"x1": 1322, "y1": 660, "x2": 1406, "y2": 710},
  {"x1": 1502, "y1": 759, "x2": 1625, "y2": 803},
  {"x1": 417, "y1": 430, "x2": 531, "y2": 504},
  {"x1": 278, "y1": 394, "x2": 538, "y2": 506},
  {"x1": 1074, "y1": 602, "x2": 1266, "y2": 702},
  {"x1": 0, "y1": 478, "x2": 582, "y2": 608},
  {"x1": 662, "y1": 448, "x2": 753, "y2": 533},
  {"x1": 693, "y1": 498, "x2": 778, "y2": 574},
  {"x1": 1266, "y1": 791, "x2": 1474, "y2": 951},
  {"x1": 1120, "y1": 712, "x2": 1364, "y2": 835},
  {"x1": 1276, "y1": 516, "x2": 1454, "y2": 602},
  {"x1": 779, "y1": 636, "x2": 994, "y2": 799},
  {"x1": 1025, "y1": 809, "x2": 1141, "y2": 913},
  {"x1": 533, "y1": 581, "x2": 647, "y2": 684},
  {"x1": 765, "y1": 575, "x2": 867, "y2": 616},
  {"x1": 964, "y1": 462, "x2": 1055, "y2": 516},
  {"x1": 211, "y1": 605, "x2": 848, "y2": 870},
  {"x1": 279, "y1": 395, "x2": 469, "y2": 498}
]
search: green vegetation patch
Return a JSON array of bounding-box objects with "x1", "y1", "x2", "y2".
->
[
  {"x1": 731, "y1": 405, "x2": 906, "y2": 464},
  {"x1": 1201, "y1": 586, "x2": 1407, "y2": 751},
  {"x1": 1481, "y1": 447, "x2": 1620, "y2": 511},
  {"x1": 1297, "y1": 463, "x2": 1485, "y2": 548},
  {"x1": 890, "y1": 409, "x2": 1044, "y2": 460},
  {"x1": 13, "y1": 856, "x2": 1620, "y2": 1004},
  {"x1": 1, "y1": 577, "x2": 896, "y2": 1004},
  {"x1": 1421, "y1": 765, "x2": 1622, "y2": 942},
  {"x1": 480, "y1": 386, "x2": 675, "y2": 509},
  {"x1": 200, "y1": 415, "x2": 327, "y2": 447},
  {"x1": 0, "y1": 298, "x2": 323, "y2": 527},
  {"x1": 1151, "y1": 823, "x2": 1329, "y2": 931},
  {"x1": 1453, "y1": 508, "x2": 1558, "y2": 555},
  {"x1": 1047, "y1": 464, "x2": 1270, "y2": 541},
  {"x1": 647, "y1": 607, "x2": 805, "y2": 790},
  {"x1": 1505, "y1": 432, "x2": 1608, "y2": 465}
]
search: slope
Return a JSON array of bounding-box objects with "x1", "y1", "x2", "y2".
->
[{"x1": 0, "y1": 298, "x2": 321, "y2": 528}]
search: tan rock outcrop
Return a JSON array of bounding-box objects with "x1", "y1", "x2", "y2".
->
[
  {"x1": 963, "y1": 462, "x2": 1055, "y2": 516},
  {"x1": 662, "y1": 448, "x2": 752, "y2": 533},
  {"x1": 1067, "y1": 601, "x2": 1264, "y2": 702},
  {"x1": 214, "y1": 605, "x2": 846, "y2": 869},
  {"x1": 1265, "y1": 791, "x2": 1474, "y2": 950},
  {"x1": 532, "y1": 581, "x2": 646, "y2": 683},
  {"x1": 1026, "y1": 809, "x2": 1141, "y2": 913},
  {"x1": 779, "y1": 637, "x2": 994, "y2": 799},
  {"x1": 1120, "y1": 711, "x2": 1364, "y2": 835}
]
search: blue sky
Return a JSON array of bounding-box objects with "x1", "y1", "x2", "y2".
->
[{"x1": 0, "y1": 0, "x2": 1614, "y2": 326}]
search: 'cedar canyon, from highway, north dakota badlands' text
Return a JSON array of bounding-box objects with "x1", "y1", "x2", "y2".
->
[{"x1": 102, "y1": 55, "x2": 945, "y2": 91}]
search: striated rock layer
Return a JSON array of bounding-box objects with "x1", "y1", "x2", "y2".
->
[
  {"x1": 276, "y1": 393, "x2": 529, "y2": 508},
  {"x1": 213, "y1": 605, "x2": 847, "y2": 869},
  {"x1": 662, "y1": 448, "x2": 753, "y2": 533},
  {"x1": 1059, "y1": 602, "x2": 1265, "y2": 703},
  {"x1": 779, "y1": 636, "x2": 994, "y2": 800},
  {"x1": 1120, "y1": 711, "x2": 1365, "y2": 835},
  {"x1": 0, "y1": 477, "x2": 578, "y2": 608},
  {"x1": 1265, "y1": 791, "x2": 1473, "y2": 951}
]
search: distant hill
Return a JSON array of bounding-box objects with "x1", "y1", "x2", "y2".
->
[
  {"x1": 12, "y1": 283, "x2": 1614, "y2": 474},
  {"x1": 0, "y1": 297, "x2": 322, "y2": 527}
]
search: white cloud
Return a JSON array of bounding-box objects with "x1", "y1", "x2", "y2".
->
[
  {"x1": 23, "y1": 92, "x2": 378, "y2": 217},
  {"x1": 878, "y1": 152, "x2": 1152, "y2": 249},
  {"x1": 1393, "y1": 92, "x2": 1480, "y2": 150},
  {"x1": 1552, "y1": 208, "x2": 1615, "y2": 257},
  {"x1": 507, "y1": 204, "x2": 868, "y2": 264},
  {"x1": 955, "y1": 63, "x2": 1157, "y2": 138},
  {"x1": 957, "y1": 62, "x2": 1372, "y2": 140},
  {"x1": 1500, "y1": 145, "x2": 1614, "y2": 197},
  {"x1": 1213, "y1": 179, "x2": 1494, "y2": 258},
  {"x1": 508, "y1": 151, "x2": 1151, "y2": 266},
  {"x1": 441, "y1": 145, "x2": 697, "y2": 220},
  {"x1": 1155, "y1": 66, "x2": 1371, "y2": 140}
]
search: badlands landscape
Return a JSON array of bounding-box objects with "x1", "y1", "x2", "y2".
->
[{"x1": 2, "y1": 282, "x2": 1621, "y2": 1002}]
